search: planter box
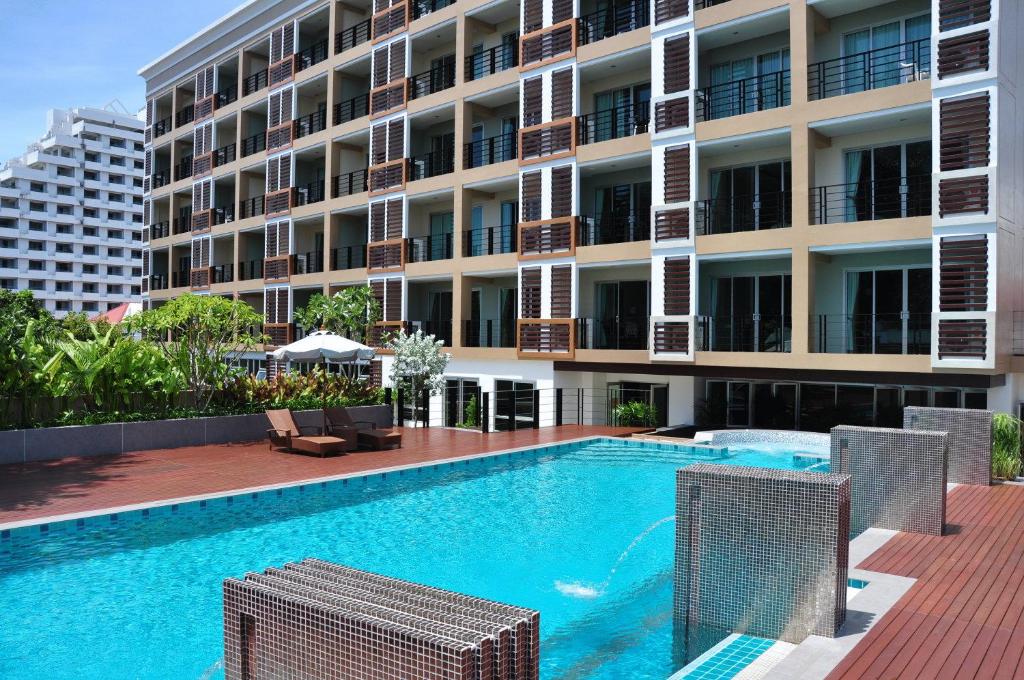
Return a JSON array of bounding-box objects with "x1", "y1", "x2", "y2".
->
[{"x1": 0, "y1": 404, "x2": 395, "y2": 465}]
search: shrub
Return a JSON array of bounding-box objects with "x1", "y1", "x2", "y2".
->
[
  {"x1": 458, "y1": 394, "x2": 478, "y2": 429},
  {"x1": 992, "y1": 412, "x2": 1022, "y2": 480},
  {"x1": 612, "y1": 400, "x2": 658, "y2": 427},
  {"x1": 220, "y1": 369, "x2": 384, "y2": 409}
]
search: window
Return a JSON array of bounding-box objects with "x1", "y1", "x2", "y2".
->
[
  {"x1": 83, "y1": 226, "x2": 97, "y2": 236},
  {"x1": 132, "y1": 214, "x2": 143, "y2": 223},
  {"x1": 57, "y1": 186, "x2": 73, "y2": 196},
  {"x1": 82, "y1": 283, "x2": 97, "y2": 293},
  {"x1": 56, "y1": 262, "x2": 72, "y2": 273},
  {"x1": 28, "y1": 260, "x2": 44, "y2": 271},
  {"x1": 107, "y1": 284, "x2": 122, "y2": 295},
  {"x1": 109, "y1": 193, "x2": 124, "y2": 203},
  {"x1": 134, "y1": 142, "x2": 144, "y2": 152},
  {"x1": 109, "y1": 175, "x2": 124, "y2": 185},
  {"x1": 28, "y1": 241, "x2": 44, "y2": 251},
  {"x1": 0, "y1": 279, "x2": 16, "y2": 290},
  {"x1": 56, "y1": 243, "x2": 72, "y2": 254},
  {"x1": 55, "y1": 281, "x2": 72, "y2": 292},
  {"x1": 29, "y1": 201, "x2": 45, "y2": 212},
  {"x1": 131, "y1": 267, "x2": 142, "y2": 277},
  {"x1": 84, "y1": 209, "x2": 97, "y2": 218},
  {"x1": 131, "y1": 249, "x2": 142, "y2": 259},
  {"x1": 133, "y1": 178, "x2": 143, "y2": 188},
  {"x1": 57, "y1": 167, "x2": 74, "y2": 177},
  {"x1": 84, "y1": 170, "x2": 98, "y2": 181},
  {"x1": 109, "y1": 138, "x2": 125, "y2": 148},
  {"x1": 85, "y1": 152, "x2": 99, "y2": 163},
  {"x1": 108, "y1": 212, "x2": 124, "y2": 222},
  {"x1": 56, "y1": 224, "x2": 72, "y2": 234},
  {"x1": 30, "y1": 181, "x2": 45, "y2": 193},
  {"x1": 131, "y1": 285, "x2": 141, "y2": 295},
  {"x1": 134, "y1": 160, "x2": 144, "y2": 170},
  {"x1": 82, "y1": 264, "x2": 97, "y2": 274},
  {"x1": 85, "y1": 189, "x2": 98, "y2": 199},
  {"x1": 0, "y1": 238, "x2": 15, "y2": 248},
  {"x1": 28, "y1": 280, "x2": 44, "y2": 291},
  {"x1": 108, "y1": 229, "x2": 123, "y2": 240},
  {"x1": 28, "y1": 221, "x2": 45, "y2": 232},
  {"x1": 57, "y1": 205, "x2": 72, "y2": 215},
  {"x1": 108, "y1": 249, "x2": 123, "y2": 259},
  {"x1": 0, "y1": 258, "x2": 15, "y2": 268},
  {"x1": 109, "y1": 156, "x2": 125, "y2": 167},
  {"x1": 83, "y1": 245, "x2": 97, "y2": 255},
  {"x1": 83, "y1": 302, "x2": 98, "y2": 312},
  {"x1": 55, "y1": 300, "x2": 71, "y2": 311},
  {"x1": 843, "y1": 141, "x2": 931, "y2": 221}
]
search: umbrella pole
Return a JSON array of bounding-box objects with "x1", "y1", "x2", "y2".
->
[{"x1": 321, "y1": 356, "x2": 328, "y2": 435}]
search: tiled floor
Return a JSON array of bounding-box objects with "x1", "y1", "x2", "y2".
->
[{"x1": 0, "y1": 425, "x2": 642, "y2": 525}]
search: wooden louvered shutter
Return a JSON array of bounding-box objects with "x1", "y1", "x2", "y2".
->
[
  {"x1": 522, "y1": 77, "x2": 542, "y2": 127},
  {"x1": 386, "y1": 198, "x2": 403, "y2": 239},
  {"x1": 277, "y1": 287, "x2": 289, "y2": 323},
  {"x1": 655, "y1": 99, "x2": 689, "y2": 132},
  {"x1": 664, "y1": 258, "x2": 690, "y2": 315},
  {"x1": 277, "y1": 154, "x2": 291, "y2": 188},
  {"x1": 370, "y1": 280, "x2": 385, "y2": 316},
  {"x1": 373, "y1": 46, "x2": 389, "y2": 87},
  {"x1": 940, "y1": 93, "x2": 990, "y2": 170},
  {"x1": 664, "y1": 145, "x2": 690, "y2": 203},
  {"x1": 146, "y1": 100, "x2": 154, "y2": 126},
  {"x1": 389, "y1": 39, "x2": 405, "y2": 80},
  {"x1": 551, "y1": 69, "x2": 573, "y2": 119},
  {"x1": 655, "y1": 0, "x2": 688, "y2": 25},
  {"x1": 550, "y1": 265, "x2": 571, "y2": 318},
  {"x1": 267, "y1": 157, "x2": 280, "y2": 192},
  {"x1": 143, "y1": 200, "x2": 151, "y2": 226},
  {"x1": 192, "y1": 183, "x2": 203, "y2": 212},
  {"x1": 550, "y1": 166, "x2": 573, "y2": 218},
  {"x1": 939, "y1": 0, "x2": 991, "y2": 31},
  {"x1": 523, "y1": 0, "x2": 543, "y2": 34},
  {"x1": 370, "y1": 202, "x2": 387, "y2": 241},
  {"x1": 387, "y1": 119, "x2": 404, "y2": 161},
  {"x1": 664, "y1": 35, "x2": 690, "y2": 94},
  {"x1": 940, "y1": 235, "x2": 988, "y2": 311},
  {"x1": 281, "y1": 23, "x2": 295, "y2": 58},
  {"x1": 520, "y1": 267, "x2": 542, "y2": 318},
  {"x1": 269, "y1": 92, "x2": 282, "y2": 128},
  {"x1": 280, "y1": 90, "x2": 293, "y2": 122},
  {"x1": 192, "y1": 239, "x2": 202, "y2": 266},
  {"x1": 265, "y1": 223, "x2": 278, "y2": 257},
  {"x1": 201, "y1": 180, "x2": 212, "y2": 210},
  {"x1": 265, "y1": 288, "x2": 278, "y2": 323},
  {"x1": 200, "y1": 238, "x2": 211, "y2": 267},
  {"x1": 385, "y1": 278, "x2": 402, "y2": 321},
  {"x1": 521, "y1": 171, "x2": 542, "y2": 221},
  {"x1": 371, "y1": 124, "x2": 388, "y2": 165},
  {"x1": 550, "y1": 0, "x2": 572, "y2": 24},
  {"x1": 144, "y1": 150, "x2": 152, "y2": 176},
  {"x1": 276, "y1": 221, "x2": 289, "y2": 254},
  {"x1": 937, "y1": 30, "x2": 989, "y2": 78},
  {"x1": 142, "y1": 251, "x2": 149, "y2": 276}
]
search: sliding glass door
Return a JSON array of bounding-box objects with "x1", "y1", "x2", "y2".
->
[
  {"x1": 844, "y1": 141, "x2": 930, "y2": 222},
  {"x1": 707, "y1": 161, "x2": 791, "y2": 233},
  {"x1": 845, "y1": 266, "x2": 931, "y2": 354},
  {"x1": 709, "y1": 274, "x2": 791, "y2": 351}
]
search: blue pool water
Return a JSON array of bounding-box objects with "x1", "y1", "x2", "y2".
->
[{"x1": 0, "y1": 437, "x2": 826, "y2": 679}]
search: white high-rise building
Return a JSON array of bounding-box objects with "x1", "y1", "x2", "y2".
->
[{"x1": 0, "y1": 107, "x2": 145, "y2": 317}]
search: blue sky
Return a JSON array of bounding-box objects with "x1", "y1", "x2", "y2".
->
[{"x1": 0, "y1": 0, "x2": 243, "y2": 161}]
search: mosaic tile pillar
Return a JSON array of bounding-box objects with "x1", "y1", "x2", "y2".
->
[
  {"x1": 223, "y1": 559, "x2": 539, "y2": 680},
  {"x1": 831, "y1": 425, "x2": 947, "y2": 537},
  {"x1": 674, "y1": 464, "x2": 850, "y2": 659},
  {"x1": 903, "y1": 406, "x2": 993, "y2": 486}
]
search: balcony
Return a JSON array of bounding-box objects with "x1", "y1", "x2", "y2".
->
[
  {"x1": 215, "y1": 85, "x2": 238, "y2": 108},
  {"x1": 173, "y1": 208, "x2": 193, "y2": 234},
  {"x1": 577, "y1": 210, "x2": 650, "y2": 246},
  {"x1": 409, "y1": 57, "x2": 456, "y2": 100},
  {"x1": 809, "y1": 38, "x2": 930, "y2": 101},
  {"x1": 241, "y1": 132, "x2": 267, "y2": 158},
  {"x1": 211, "y1": 263, "x2": 233, "y2": 284},
  {"x1": 294, "y1": 110, "x2": 328, "y2": 139},
  {"x1": 238, "y1": 195, "x2": 266, "y2": 220},
  {"x1": 696, "y1": 315, "x2": 792, "y2": 352},
  {"x1": 411, "y1": 0, "x2": 454, "y2": 20},
  {"x1": 295, "y1": 39, "x2": 329, "y2": 73},
  {"x1": 694, "y1": 0, "x2": 730, "y2": 7},
  {"x1": 153, "y1": 117, "x2": 172, "y2": 138},
  {"x1": 810, "y1": 176, "x2": 931, "y2": 225},
  {"x1": 212, "y1": 204, "x2": 234, "y2": 226},
  {"x1": 173, "y1": 155, "x2": 194, "y2": 182},
  {"x1": 151, "y1": 220, "x2": 170, "y2": 239},
  {"x1": 466, "y1": 43, "x2": 518, "y2": 82},
  {"x1": 464, "y1": 132, "x2": 517, "y2": 169},
  {"x1": 408, "y1": 319, "x2": 453, "y2": 346},
  {"x1": 576, "y1": 316, "x2": 649, "y2": 350},
  {"x1": 152, "y1": 170, "x2": 170, "y2": 189},
  {"x1": 812, "y1": 314, "x2": 930, "y2": 355},
  {"x1": 292, "y1": 181, "x2": 325, "y2": 207},
  {"x1": 463, "y1": 223, "x2": 515, "y2": 256},
  {"x1": 409, "y1": 146, "x2": 455, "y2": 181},
  {"x1": 331, "y1": 245, "x2": 367, "y2": 270},
  {"x1": 175, "y1": 104, "x2": 195, "y2": 128},
  {"x1": 577, "y1": 103, "x2": 649, "y2": 145},
  {"x1": 695, "y1": 192, "x2": 791, "y2": 236},
  {"x1": 333, "y1": 169, "x2": 368, "y2": 197},
  {"x1": 293, "y1": 250, "x2": 325, "y2": 275},
  {"x1": 237, "y1": 259, "x2": 264, "y2": 281},
  {"x1": 696, "y1": 71, "x2": 790, "y2": 122},
  {"x1": 407, "y1": 233, "x2": 453, "y2": 263},
  {"x1": 335, "y1": 19, "x2": 371, "y2": 54},
  {"x1": 578, "y1": 1, "x2": 649, "y2": 47},
  {"x1": 334, "y1": 94, "x2": 369, "y2": 125},
  {"x1": 149, "y1": 274, "x2": 168, "y2": 291},
  {"x1": 171, "y1": 271, "x2": 190, "y2": 288},
  {"x1": 242, "y1": 69, "x2": 268, "y2": 96},
  {"x1": 213, "y1": 143, "x2": 236, "y2": 167},
  {"x1": 463, "y1": 319, "x2": 516, "y2": 348}
]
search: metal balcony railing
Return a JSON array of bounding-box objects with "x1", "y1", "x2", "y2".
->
[
  {"x1": 173, "y1": 155, "x2": 193, "y2": 182},
  {"x1": 812, "y1": 313, "x2": 931, "y2": 355},
  {"x1": 407, "y1": 319, "x2": 453, "y2": 346},
  {"x1": 292, "y1": 181, "x2": 325, "y2": 207},
  {"x1": 695, "y1": 191, "x2": 792, "y2": 235},
  {"x1": 215, "y1": 85, "x2": 238, "y2": 108},
  {"x1": 175, "y1": 104, "x2": 195, "y2": 128},
  {"x1": 213, "y1": 204, "x2": 235, "y2": 226},
  {"x1": 296, "y1": 39, "x2": 329, "y2": 72},
  {"x1": 213, "y1": 143, "x2": 236, "y2": 167},
  {"x1": 407, "y1": 233, "x2": 454, "y2": 262},
  {"x1": 150, "y1": 221, "x2": 170, "y2": 239},
  {"x1": 241, "y1": 132, "x2": 266, "y2": 157},
  {"x1": 173, "y1": 208, "x2": 192, "y2": 234},
  {"x1": 809, "y1": 38, "x2": 931, "y2": 101},
  {"x1": 463, "y1": 319, "x2": 516, "y2": 348},
  {"x1": 411, "y1": 0, "x2": 454, "y2": 20},
  {"x1": 696, "y1": 315, "x2": 792, "y2": 352},
  {"x1": 211, "y1": 263, "x2": 234, "y2": 284},
  {"x1": 578, "y1": 1, "x2": 649, "y2": 46},
  {"x1": 577, "y1": 211, "x2": 651, "y2": 246},
  {"x1": 332, "y1": 169, "x2": 368, "y2": 197},
  {"x1": 465, "y1": 41, "x2": 519, "y2": 81},
  {"x1": 695, "y1": 0, "x2": 732, "y2": 8},
  {"x1": 152, "y1": 170, "x2": 170, "y2": 189},
  {"x1": 293, "y1": 250, "x2": 325, "y2": 275},
  {"x1": 463, "y1": 223, "x2": 516, "y2": 256},
  {"x1": 237, "y1": 259, "x2": 264, "y2": 281},
  {"x1": 409, "y1": 145, "x2": 455, "y2": 181},
  {"x1": 331, "y1": 245, "x2": 367, "y2": 270},
  {"x1": 294, "y1": 109, "x2": 328, "y2": 138},
  {"x1": 152, "y1": 117, "x2": 171, "y2": 138},
  {"x1": 577, "y1": 103, "x2": 650, "y2": 145},
  {"x1": 238, "y1": 195, "x2": 266, "y2": 219},
  {"x1": 149, "y1": 274, "x2": 168, "y2": 290},
  {"x1": 576, "y1": 316, "x2": 650, "y2": 350},
  {"x1": 696, "y1": 70, "x2": 790, "y2": 122},
  {"x1": 409, "y1": 57, "x2": 456, "y2": 99},
  {"x1": 810, "y1": 175, "x2": 931, "y2": 225},
  {"x1": 242, "y1": 69, "x2": 268, "y2": 96},
  {"x1": 333, "y1": 93, "x2": 369, "y2": 125},
  {"x1": 464, "y1": 131, "x2": 517, "y2": 168},
  {"x1": 335, "y1": 19, "x2": 371, "y2": 54}
]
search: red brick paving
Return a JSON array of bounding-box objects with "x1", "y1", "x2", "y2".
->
[{"x1": 0, "y1": 425, "x2": 641, "y2": 525}]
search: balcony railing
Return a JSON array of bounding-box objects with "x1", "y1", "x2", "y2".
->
[
  {"x1": 216, "y1": 85, "x2": 238, "y2": 109},
  {"x1": 173, "y1": 208, "x2": 192, "y2": 234},
  {"x1": 212, "y1": 204, "x2": 235, "y2": 226},
  {"x1": 409, "y1": 145, "x2": 455, "y2": 181},
  {"x1": 293, "y1": 250, "x2": 325, "y2": 275},
  {"x1": 331, "y1": 245, "x2": 367, "y2": 270},
  {"x1": 696, "y1": 315, "x2": 792, "y2": 352},
  {"x1": 175, "y1": 104, "x2": 195, "y2": 128},
  {"x1": 152, "y1": 170, "x2": 170, "y2": 189},
  {"x1": 407, "y1": 233, "x2": 454, "y2": 262},
  {"x1": 150, "y1": 220, "x2": 170, "y2": 239},
  {"x1": 695, "y1": 0, "x2": 732, "y2": 8},
  {"x1": 463, "y1": 223, "x2": 515, "y2": 256},
  {"x1": 173, "y1": 154, "x2": 194, "y2": 182},
  {"x1": 150, "y1": 274, "x2": 168, "y2": 290},
  {"x1": 335, "y1": 19, "x2": 371, "y2": 53},
  {"x1": 241, "y1": 132, "x2": 266, "y2": 157},
  {"x1": 464, "y1": 132, "x2": 517, "y2": 168},
  {"x1": 334, "y1": 93, "x2": 370, "y2": 125},
  {"x1": 171, "y1": 271, "x2": 190, "y2": 288},
  {"x1": 296, "y1": 39, "x2": 329, "y2": 72},
  {"x1": 409, "y1": 57, "x2": 456, "y2": 99},
  {"x1": 408, "y1": 319, "x2": 453, "y2": 346},
  {"x1": 577, "y1": 211, "x2": 651, "y2": 246},
  {"x1": 576, "y1": 316, "x2": 650, "y2": 350},
  {"x1": 696, "y1": 70, "x2": 790, "y2": 122},
  {"x1": 577, "y1": 103, "x2": 650, "y2": 145},
  {"x1": 152, "y1": 117, "x2": 171, "y2": 138},
  {"x1": 812, "y1": 313, "x2": 930, "y2": 355},
  {"x1": 242, "y1": 69, "x2": 268, "y2": 96},
  {"x1": 293, "y1": 181, "x2": 325, "y2": 207},
  {"x1": 238, "y1": 259, "x2": 264, "y2": 281},
  {"x1": 333, "y1": 169, "x2": 368, "y2": 197},
  {"x1": 578, "y1": 1, "x2": 649, "y2": 46},
  {"x1": 213, "y1": 143, "x2": 236, "y2": 167},
  {"x1": 811, "y1": 175, "x2": 931, "y2": 225},
  {"x1": 238, "y1": 195, "x2": 266, "y2": 219},
  {"x1": 411, "y1": 0, "x2": 454, "y2": 19},
  {"x1": 809, "y1": 38, "x2": 931, "y2": 101},
  {"x1": 211, "y1": 263, "x2": 233, "y2": 284},
  {"x1": 463, "y1": 319, "x2": 516, "y2": 348},
  {"x1": 294, "y1": 110, "x2": 328, "y2": 138},
  {"x1": 695, "y1": 191, "x2": 792, "y2": 236},
  {"x1": 465, "y1": 42, "x2": 519, "y2": 81}
]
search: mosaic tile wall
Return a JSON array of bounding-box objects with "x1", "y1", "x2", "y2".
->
[
  {"x1": 223, "y1": 559, "x2": 539, "y2": 680},
  {"x1": 831, "y1": 425, "x2": 947, "y2": 536},
  {"x1": 903, "y1": 406, "x2": 993, "y2": 486},
  {"x1": 674, "y1": 464, "x2": 850, "y2": 658}
]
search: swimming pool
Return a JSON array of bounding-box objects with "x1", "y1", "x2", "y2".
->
[{"x1": 0, "y1": 436, "x2": 827, "y2": 679}]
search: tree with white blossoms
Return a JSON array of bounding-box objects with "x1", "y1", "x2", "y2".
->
[{"x1": 387, "y1": 329, "x2": 450, "y2": 425}]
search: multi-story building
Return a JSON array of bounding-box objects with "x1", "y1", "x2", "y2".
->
[
  {"x1": 0, "y1": 107, "x2": 145, "y2": 317},
  {"x1": 138, "y1": 0, "x2": 1022, "y2": 431}
]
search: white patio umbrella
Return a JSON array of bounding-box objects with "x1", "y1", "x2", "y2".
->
[{"x1": 270, "y1": 330, "x2": 376, "y2": 432}]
